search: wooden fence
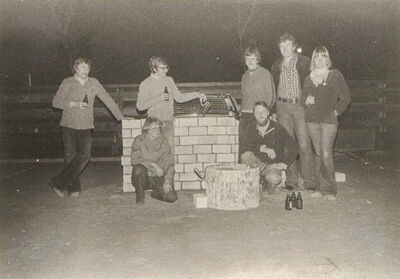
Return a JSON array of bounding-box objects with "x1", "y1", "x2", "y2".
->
[{"x1": 0, "y1": 81, "x2": 399, "y2": 159}]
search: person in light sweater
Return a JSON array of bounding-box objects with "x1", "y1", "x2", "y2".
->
[{"x1": 136, "y1": 56, "x2": 207, "y2": 153}]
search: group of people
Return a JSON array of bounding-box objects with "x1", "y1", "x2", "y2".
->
[{"x1": 49, "y1": 32, "x2": 350, "y2": 204}]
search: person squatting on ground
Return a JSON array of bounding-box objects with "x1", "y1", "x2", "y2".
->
[
  {"x1": 239, "y1": 46, "x2": 276, "y2": 160},
  {"x1": 130, "y1": 117, "x2": 178, "y2": 204},
  {"x1": 301, "y1": 46, "x2": 351, "y2": 200},
  {"x1": 271, "y1": 33, "x2": 317, "y2": 191},
  {"x1": 136, "y1": 56, "x2": 207, "y2": 153},
  {"x1": 241, "y1": 101, "x2": 299, "y2": 195},
  {"x1": 49, "y1": 58, "x2": 123, "y2": 198}
]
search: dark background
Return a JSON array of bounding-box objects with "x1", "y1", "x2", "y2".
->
[{"x1": 0, "y1": 0, "x2": 399, "y2": 86}]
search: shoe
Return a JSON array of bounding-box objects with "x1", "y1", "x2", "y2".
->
[
  {"x1": 48, "y1": 181, "x2": 64, "y2": 198},
  {"x1": 282, "y1": 185, "x2": 294, "y2": 191},
  {"x1": 70, "y1": 192, "x2": 80, "y2": 198},
  {"x1": 326, "y1": 194, "x2": 336, "y2": 201},
  {"x1": 310, "y1": 191, "x2": 323, "y2": 198}
]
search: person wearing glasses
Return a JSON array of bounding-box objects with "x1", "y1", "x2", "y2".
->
[
  {"x1": 131, "y1": 116, "x2": 177, "y2": 204},
  {"x1": 136, "y1": 56, "x2": 207, "y2": 153},
  {"x1": 301, "y1": 46, "x2": 351, "y2": 200}
]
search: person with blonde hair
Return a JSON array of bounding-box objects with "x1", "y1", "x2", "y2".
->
[{"x1": 301, "y1": 46, "x2": 351, "y2": 200}]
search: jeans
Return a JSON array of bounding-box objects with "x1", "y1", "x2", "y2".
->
[
  {"x1": 307, "y1": 123, "x2": 338, "y2": 195},
  {"x1": 238, "y1": 112, "x2": 253, "y2": 162},
  {"x1": 276, "y1": 102, "x2": 316, "y2": 189},
  {"x1": 162, "y1": 120, "x2": 175, "y2": 155},
  {"x1": 131, "y1": 164, "x2": 178, "y2": 203},
  {"x1": 50, "y1": 127, "x2": 91, "y2": 194}
]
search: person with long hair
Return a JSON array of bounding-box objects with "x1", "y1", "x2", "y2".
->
[{"x1": 301, "y1": 46, "x2": 351, "y2": 200}]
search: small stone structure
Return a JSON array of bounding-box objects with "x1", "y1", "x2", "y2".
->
[{"x1": 121, "y1": 116, "x2": 239, "y2": 192}]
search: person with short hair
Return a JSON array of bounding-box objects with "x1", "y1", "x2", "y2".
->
[
  {"x1": 271, "y1": 33, "x2": 317, "y2": 191},
  {"x1": 301, "y1": 46, "x2": 351, "y2": 200},
  {"x1": 136, "y1": 56, "x2": 207, "y2": 153},
  {"x1": 50, "y1": 58, "x2": 123, "y2": 198},
  {"x1": 239, "y1": 46, "x2": 276, "y2": 160},
  {"x1": 241, "y1": 101, "x2": 298, "y2": 194},
  {"x1": 131, "y1": 116, "x2": 177, "y2": 204}
]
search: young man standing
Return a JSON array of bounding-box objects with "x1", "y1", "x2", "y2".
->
[
  {"x1": 271, "y1": 33, "x2": 316, "y2": 190},
  {"x1": 136, "y1": 56, "x2": 207, "y2": 152},
  {"x1": 239, "y1": 46, "x2": 276, "y2": 159},
  {"x1": 50, "y1": 58, "x2": 124, "y2": 198}
]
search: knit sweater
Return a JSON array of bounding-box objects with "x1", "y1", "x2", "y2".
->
[
  {"x1": 301, "y1": 69, "x2": 351, "y2": 124},
  {"x1": 241, "y1": 66, "x2": 276, "y2": 111},
  {"x1": 52, "y1": 77, "x2": 123, "y2": 129},
  {"x1": 242, "y1": 119, "x2": 299, "y2": 166},
  {"x1": 136, "y1": 75, "x2": 199, "y2": 121},
  {"x1": 131, "y1": 133, "x2": 175, "y2": 184}
]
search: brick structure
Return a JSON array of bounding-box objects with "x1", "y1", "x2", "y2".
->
[{"x1": 121, "y1": 116, "x2": 239, "y2": 192}]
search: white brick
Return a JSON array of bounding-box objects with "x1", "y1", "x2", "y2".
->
[
  {"x1": 231, "y1": 144, "x2": 239, "y2": 153},
  {"x1": 123, "y1": 147, "x2": 131, "y2": 156},
  {"x1": 217, "y1": 135, "x2": 229, "y2": 144},
  {"x1": 122, "y1": 119, "x2": 141, "y2": 129},
  {"x1": 174, "y1": 137, "x2": 180, "y2": 146},
  {"x1": 235, "y1": 153, "x2": 239, "y2": 163},
  {"x1": 175, "y1": 127, "x2": 189, "y2": 136},
  {"x1": 228, "y1": 135, "x2": 236, "y2": 144},
  {"x1": 175, "y1": 163, "x2": 184, "y2": 173},
  {"x1": 201, "y1": 181, "x2": 208, "y2": 190},
  {"x1": 217, "y1": 117, "x2": 236, "y2": 126},
  {"x1": 182, "y1": 181, "x2": 201, "y2": 190},
  {"x1": 178, "y1": 154, "x2": 197, "y2": 163},
  {"x1": 213, "y1": 145, "x2": 231, "y2": 153},
  {"x1": 227, "y1": 126, "x2": 239, "y2": 135},
  {"x1": 123, "y1": 183, "x2": 135, "y2": 192},
  {"x1": 180, "y1": 173, "x2": 199, "y2": 181},
  {"x1": 174, "y1": 182, "x2": 182, "y2": 191},
  {"x1": 123, "y1": 174, "x2": 131, "y2": 184},
  {"x1": 123, "y1": 165, "x2": 132, "y2": 174},
  {"x1": 174, "y1": 173, "x2": 180, "y2": 181},
  {"x1": 122, "y1": 129, "x2": 131, "y2": 138},
  {"x1": 198, "y1": 117, "x2": 217, "y2": 126},
  {"x1": 180, "y1": 136, "x2": 198, "y2": 145},
  {"x1": 193, "y1": 145, "x2": 212, "y2": 154},
  {"x1": 197, "y1": 136, "x2": 217, "y2": 144},
  {"x1": 175, "y1": 146, "x2": 193, "y2": 155},
  {"x1": 123, "y1": 138, "x2": 134, "y2": 147},
  {"x1": 217, "y1": 154, "x2": 235, "y2": 163},
  {"x1": 178, "y1": 118, "x2": 198, "y2": 127},
  {"x1": 208, "y1": 126, "x2": 226, "y2": 135},
  {"x1": 131, "y1": 129, "x2": 141, "y2": 138},
  {"x1": 198, "y1": 154, "x2": 216, "y2": 163},
  {"x1": 184, "y1": 163, "x2": 203, "y2": 173},
  {"x1": 121, "y1": 156, "x2": 131, "y2": 166},
  {"x1": 189, "y1": 126, "x2": 208, "y2": 136}
]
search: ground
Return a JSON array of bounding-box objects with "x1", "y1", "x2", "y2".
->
[{"x1": 0, "y1": 153, "x2": 399, "y2": 279}]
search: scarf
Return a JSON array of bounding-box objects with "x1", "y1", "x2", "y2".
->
[{"x1": 310, "y1": 67, "x2": 329, "y2": 87}]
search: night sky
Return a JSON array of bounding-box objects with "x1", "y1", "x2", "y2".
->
[{"x1": 0, "y1": 0, "x2": 399, "y2": 86}]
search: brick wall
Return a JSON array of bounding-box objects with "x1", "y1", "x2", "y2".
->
[{"x1": 121, "y1": 116, "x2": 239, "y2": 192}]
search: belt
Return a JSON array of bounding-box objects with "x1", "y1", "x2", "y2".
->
[{"x1": 278, "y1": 97, "x2": 299, "y2": 104}]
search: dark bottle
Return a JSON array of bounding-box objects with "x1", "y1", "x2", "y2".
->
[
  {"x1": 163, "y1": 86, "x2": 169, "y2": 101},
  {"x1": 285, "y1": 193, "x2": 292, "y2": 210},
  {"x1": 296, "y1": 192, "x2": 303, "y2": 210},
  {"x1": 83, "y1": 94, "x2": 88, "y2": 104},
  {"x1": 291, "y1": 192, "x2": 297, "y2": 208}
]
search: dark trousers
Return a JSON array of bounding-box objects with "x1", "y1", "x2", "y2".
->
[
  {"x1": 307, "y1": 123, "x2": 338, "y2": 195},
  {"x1": 50, "y1": 127, "x2": 91, "y2": 194},
  {"x1": 131, "y1": 164, "x2": 177, "y2": 203},
  {"x1": 238, "y1": 112, "x2": 253, "y2": 162}
]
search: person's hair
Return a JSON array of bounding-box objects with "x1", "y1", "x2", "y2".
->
[
  {"x1": 253, "y1": 100, "x2": 271, "y2": 113},
  {"x1": 278, "y1": 33, "x2": 297, "y2": 48},
  {"x1": 73, "y1": 58, "x2": 91, "y2": 73},
  {"x1": 148, "y1": 56, "x2": 168, "y2": 73},
  {"x1": 310, "y1": 45, "x2": 332, "y2": 71},
  {"x1": 141, "y1": 116, "x2": 163, "y2": 134},
  {"x1": 243, "y1": 46, "x2": 261, "y2": 62}
]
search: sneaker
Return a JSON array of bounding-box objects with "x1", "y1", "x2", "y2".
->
[
  {"x1": 310, "y1": 191, "x2": 323, "y2": 198},
  {"x1": 48, "y1": 181, "x2": 64, "y2": 198},
  {"x1": 326, "y1": 194, "x2": 337, "y2": 201},
  {"x1": 70, "y1": 192, "x2": 80, "y2": 198}
]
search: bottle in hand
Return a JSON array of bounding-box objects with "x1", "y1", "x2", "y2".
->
[
  {"x1": 163, "y1": 86, "x2": 169, "y2": 101},
  {"x1": 83, "y1": 94, "x2": 88, "y2": 104}
]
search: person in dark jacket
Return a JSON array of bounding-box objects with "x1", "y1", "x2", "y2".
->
[
  {"x1": 131, "y1": 116, "x2": 178, "y2": 204},
  {"x1": 271, "y1": 33, "x2": 317, "y2": 191},
  {"x1": 301, "y1": 46, "x2": 351, "y2": 200},
  {"x1": 241, "y1": 101, "x2": 298, "y2": 194}
]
